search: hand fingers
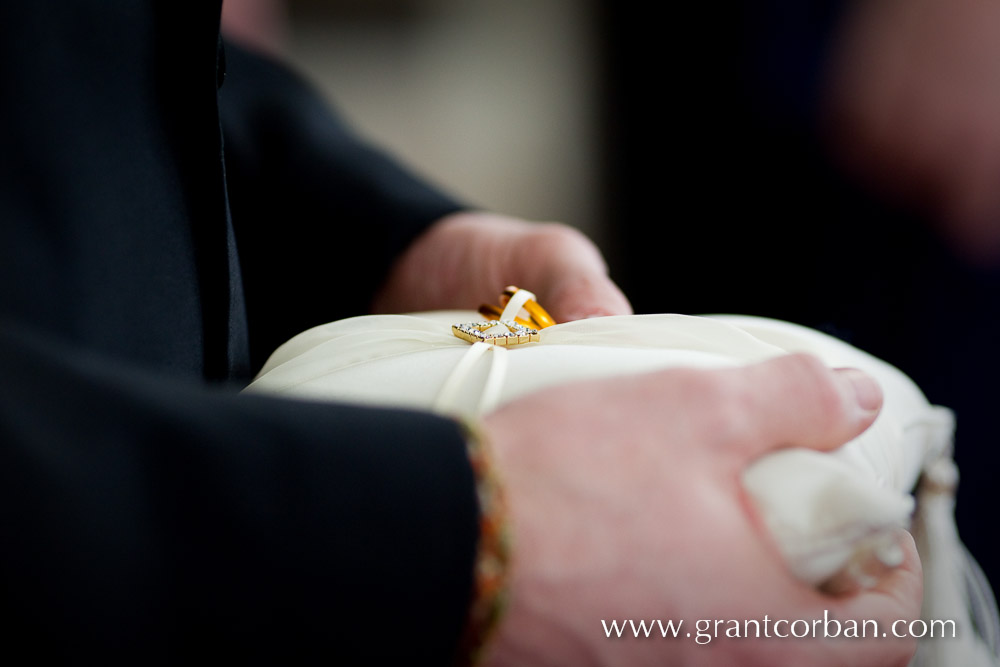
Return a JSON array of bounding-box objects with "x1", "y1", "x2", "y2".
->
[
  {"x1": 543, "y1": 272, "x2": 632, "y2": 322},
  {"x1": 763, "y1": 531, "x2": 921, "y2": 667},
  {"x1": 517, "y1": 223, "x2": 632, "y2": 322},
  {"x1": 820, "y1": 530, "x2": 923, "y2": 667},
  {"x1": 713, "y1": 354, "x2": 883, "y2": 462},
  {"x1": 835, "y1": 530, "x2": 923, "y2": 620}
]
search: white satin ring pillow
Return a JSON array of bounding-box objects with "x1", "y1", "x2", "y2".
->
[{"x1": 245, "y1": 312, "x2": 998, "y2": 666}]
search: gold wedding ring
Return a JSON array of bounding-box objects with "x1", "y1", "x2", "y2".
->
[
  {"x1": 491, "y1": 286, "x2": 558, "y2": 330},
  {"x1": 477, "y1": 303, "x2": 536, "y2": 329}
]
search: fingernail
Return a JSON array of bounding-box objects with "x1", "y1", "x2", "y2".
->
[{"x1": 837, "y1": 368, "x2": 882, "y2": 413}]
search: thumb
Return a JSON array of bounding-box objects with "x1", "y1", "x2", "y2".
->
[{"x1": 722, "y1": 354, "x2": 884, "y2": 463}]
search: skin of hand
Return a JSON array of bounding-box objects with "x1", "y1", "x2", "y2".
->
[
  {"x1": 823, "y1": 0, "x2": 1000, "y2": 264},
  {"x1": 371, "y1": 211, "x2": 632, "y2": 322},
  {"x1": 478, "y1": 354, "x2": 921, "y2": 667}
]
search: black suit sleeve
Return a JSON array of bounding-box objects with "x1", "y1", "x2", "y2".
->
[
  {"x1": 220, "y1": 40, "x2": 468, "y2": 372},
  {"x1": 0, "y1": 321, "x2": 479, "y2": 664},
  {"x1": 0, "y1": 5, "x2": 480, "y2": 662}
]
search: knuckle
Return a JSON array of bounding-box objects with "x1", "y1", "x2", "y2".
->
[
  {"x1": 779, "y1": 351, "x2": 828, "y2": 379},
  {"x1": 680, "y1": 368, "x2": 734, "y2": 405},
  {"x1": 530, "y1": 223, "x2": 598, "y2": 256},
  {"x1": 679, "y1": 368, "x2": 753, "y2": 441},
  {"x1": 781, "y1": 353, "x2": 846, "y2": 422}
]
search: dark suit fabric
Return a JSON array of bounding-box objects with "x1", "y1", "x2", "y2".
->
[
  {"x1": 0, "y1": 2, "x2": 476, "y2": 662},
  {"x1": 602, "y1": 1, "x2": 1000, "y2": 588}
]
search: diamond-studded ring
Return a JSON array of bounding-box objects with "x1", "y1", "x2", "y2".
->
[{"x1": 451, "y1": 320, "x2": 540, "y2": 347}]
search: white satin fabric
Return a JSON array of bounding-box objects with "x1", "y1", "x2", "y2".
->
[{"x1": 245, "y1": 311, "x2": 998, "y2": 665}]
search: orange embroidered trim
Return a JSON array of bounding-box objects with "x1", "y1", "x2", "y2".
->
[{"x1": 456, "y1": 421, "x2": 512, "y2": 666}]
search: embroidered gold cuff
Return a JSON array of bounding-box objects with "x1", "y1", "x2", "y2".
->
[{"x1": 455, "y1": 419, "x2": 512, "y2": 667}]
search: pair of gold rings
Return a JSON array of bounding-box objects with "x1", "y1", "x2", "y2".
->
[{"x1": 478, "y1": 286, "x2": 557, "y2": 330}]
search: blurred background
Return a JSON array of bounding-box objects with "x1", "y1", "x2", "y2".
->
[
  {"x1": 225, "y1": 0, "x2": 608, "y2": 248},
  {"x1": 223, "y1": 0, "x2": 1000, "y2": 591}
]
